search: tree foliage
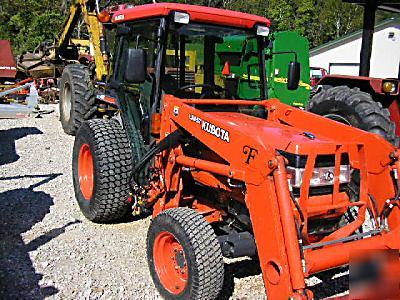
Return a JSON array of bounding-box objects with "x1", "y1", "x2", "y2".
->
[
  {"x1": 0, "y1": 0, "x2": 64, "y2": 54},
  {"x1": 0, "y1": 0, "x2": 395, "y2": 54}
]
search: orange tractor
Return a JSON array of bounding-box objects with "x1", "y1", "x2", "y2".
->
[{"x1": 71, "y1": 3, "x2": 400, "y2": 299}]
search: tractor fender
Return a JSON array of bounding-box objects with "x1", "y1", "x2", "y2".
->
[{"x1": 317, "y1": 74, "x2": 400, "y2": 99}]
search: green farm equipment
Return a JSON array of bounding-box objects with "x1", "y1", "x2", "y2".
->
[
  {"x1": 214, "y1": 31, "x2": 311, "y2": 107},
  {"x1": 212, "y1": 29, "x2": 397, "y2": 146}
]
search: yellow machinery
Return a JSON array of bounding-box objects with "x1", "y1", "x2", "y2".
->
[
  {"x1": 57, "y1": 0, "x2": 109, "y2": 80},
  {"x1": 17, "y1": 1, "x2": 110, "y2": 81},
  {"x1": 57, "y1": 0, "x2": 114, "y2": 135}
]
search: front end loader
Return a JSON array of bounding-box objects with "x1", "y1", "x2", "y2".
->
[{"x1": 70, "y1": 3, "x2": 400, "y2": 299}]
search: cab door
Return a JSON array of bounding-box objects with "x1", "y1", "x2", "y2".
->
[{"x1": 110, "y1": 20, "x2": 162, "y2": 161}]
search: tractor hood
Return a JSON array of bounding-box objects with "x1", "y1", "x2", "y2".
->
[
  {"x1": 187, "y1": 108, "x2": 394, "y2": 176},
  {"x1": 168, "y1": 96, "x2": 394, "y2": 175},
  {"x1": 201, "y1": 111, "x2": 340, "y2": 155}
]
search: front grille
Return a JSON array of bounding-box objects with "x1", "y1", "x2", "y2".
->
[
  {"x1": 279, "y1": 150, "x2": 351, "y2": 196},
  {"x1": 292, "y1": 184, "x2": 348, "y2": 198},
  {"x1": 278, "y1": 150, "x2": 349, "y2": 168}
]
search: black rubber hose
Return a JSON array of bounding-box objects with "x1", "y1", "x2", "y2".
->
[
  {"x1": 368, "y1": 193, "x2": 380, "y2": 219},
  {"x1": 129, "y1": 129, "x2": 185, "y2": 185},
  {"x1": 289, "y1": 190, "x2": 305, "y2": 233},
  {"x1": 380, "y1": 177, "x2": 400, "y2": 222}
]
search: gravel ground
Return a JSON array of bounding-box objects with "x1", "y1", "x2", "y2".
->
[{"x1": 0, "y1": 104, "x2": 348, "y2": 299}]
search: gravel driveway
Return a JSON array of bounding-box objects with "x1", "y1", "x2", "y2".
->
[{"x1": 0, "y1": 105, "x2": 347, "y2": 299}]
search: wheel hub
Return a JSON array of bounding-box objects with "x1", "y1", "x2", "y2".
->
[
  {"x1": 62, "y1": 82, "x2": 72, "y2": 122},
  {"x1": 153, "y1": 231, "x2": 188, "y2": 294},
  {"x1": 175, "y1": 250, "x2": 186, "y2": 269},
  {"x1": 78, "y1": 143, "x2": 94, "y2": 200}
]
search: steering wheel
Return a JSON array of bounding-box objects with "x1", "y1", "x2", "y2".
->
[{"x1": 175, "y1": 84, "x2": 226, "y2": 99}]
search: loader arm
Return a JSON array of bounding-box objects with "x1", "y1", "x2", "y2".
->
[{"x1": 57, "y1": 3, "x2": 81, "y2": 51}]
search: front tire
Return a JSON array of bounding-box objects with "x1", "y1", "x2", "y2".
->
[
  {"x1": 72, "y1": 119, "x2": 133, "y2": 222},
  {"x1": 147, "y1": 208, "x2": 224, "y2": 300},
  {"x1": 308, "y1": 85, "x2": 397, "y2": 145}
]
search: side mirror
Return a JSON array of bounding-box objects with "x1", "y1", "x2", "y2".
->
[
  {"x1": 287, "y1": 61, "x2": 300, "y2": 90},
  {"x1": 124, "y1": 48, "x2": 147, "y2": 84}
]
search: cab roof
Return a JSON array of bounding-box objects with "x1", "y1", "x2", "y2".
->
[{"x1": 111, "y1": 3, "x2": 271, "y2": 29}]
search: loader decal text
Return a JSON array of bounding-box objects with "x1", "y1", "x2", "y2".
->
[
  {"x1": 189, "y1": 114, "x2": 230, "y2": 143},
  {"x1": 243, "y1": 145, "x2": 258, "y2": 164}
]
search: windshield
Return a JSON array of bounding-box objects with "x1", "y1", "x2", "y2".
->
[{"x1": 163, "y1": 23, "x2": 265, "y2": 100}]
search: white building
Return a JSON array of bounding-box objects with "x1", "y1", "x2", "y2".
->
[{"x1": 310, "y1": 18, "x2": 400, "y2": 78}]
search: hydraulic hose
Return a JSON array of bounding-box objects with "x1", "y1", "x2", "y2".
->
[{"x1": 129, "y1": 129, "x2": 185, "y2": 185}]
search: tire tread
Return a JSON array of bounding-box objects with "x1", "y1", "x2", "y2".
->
[
  {"x1": 60, "y1": 64, "x2": 96, "y2": 135},
  {"x1": 148, "y1": 208, "x2": 224, "y2": 300},
  {"x1": 308, "y1": 85, "x2": 398, "y2": 145},
  {"x1": 74, "y1": 119, "x2": 132, "y2": 222}
]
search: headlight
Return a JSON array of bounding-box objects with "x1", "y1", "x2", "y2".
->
[
  {"x1": 256, "y1": 25, "x2": 270, "y2": 37},
  {"x1": 172, "y1": 11, "x2": 190, "y2": 24},
  {"x1": 286, "y1": 165, "x2": 351, "y2": 188},
  {"x1": 382, "y1": 81, "x2": 397, "y2": 94}
]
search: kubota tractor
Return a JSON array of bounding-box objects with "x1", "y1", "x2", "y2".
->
[{"x1": 71, "y1": 3, "x2": 400, "y2": 299}]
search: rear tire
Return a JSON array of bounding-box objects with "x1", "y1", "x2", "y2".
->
[
  {"x1": 72, "y1": 119, "x2": 133, "y2": 222},
  {"x1": 147, "y1": 208, "x2": 224, "y2": 300},
  {"x1": 59, "y1": 64, "x2": 96, "y2": 135},
  {"x1": 307, "y1": 85, "x2": 397, "y2": 145}
]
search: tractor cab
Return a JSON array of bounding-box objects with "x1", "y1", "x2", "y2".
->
[
  {"x1": 104, "y1": 3, "x2": 281, "y2": 146},
  {"x1": 108, "y1": 4, "x2": 271, "y2": 100}
]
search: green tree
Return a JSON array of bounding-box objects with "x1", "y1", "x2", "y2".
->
[
  {"x1": 266, "y1": 0, "x2": 295, "y2": 31},
  {"x1": 0, "y1": 0, "x2": 64, "y2": 54},
  {"x1": 0, "y1": 0, "x2": 395, "y2": 55},
  {"x1": 317, "y1": 0, "x2": 363, "y2": 45}
]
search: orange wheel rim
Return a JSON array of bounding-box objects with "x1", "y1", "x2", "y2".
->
[
  {"x1": 78, "y1": 143, "x2": 94, "y2": 200},
  {"x1": 153, "y1": 231, "x2": 188, "y2": 295}
]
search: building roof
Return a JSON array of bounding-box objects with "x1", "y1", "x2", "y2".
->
[
  {"x1": 343, "y1": 0, "x2": 400, "y2": 13},
  {"x1": 310, "y1": 17, "x2": 399, "y2": 56},
  {"x1": 112, "y1": 3, "x2": 270, "y2": 29}
]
